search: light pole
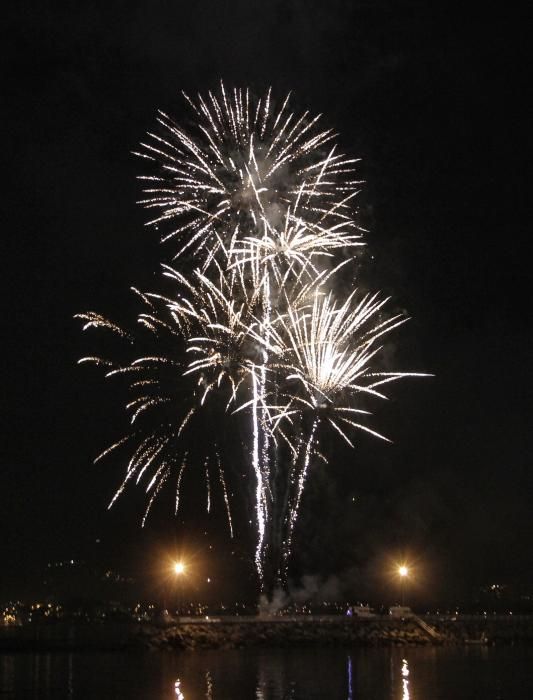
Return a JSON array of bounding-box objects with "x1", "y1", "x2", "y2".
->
[
  {"x1": 174, "y1": 561, "x2": 186, "y2": 616},
  {"x1": 398, "y1": 565, "x2": 409, "y2": 606}
]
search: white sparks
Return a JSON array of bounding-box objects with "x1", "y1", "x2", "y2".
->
[{"x1": 77, "y1": 83, "x2": 429, "y2": 590}]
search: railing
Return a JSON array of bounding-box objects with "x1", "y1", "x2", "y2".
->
[{"x1": 412, "y1": 615, "x2": 442, "y2": 639}]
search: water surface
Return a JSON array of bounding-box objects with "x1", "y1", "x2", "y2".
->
[{"x1": 1, "y1": 645, "x2": 531, "y2": 698}]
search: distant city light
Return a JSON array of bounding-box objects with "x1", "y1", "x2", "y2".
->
[
  {"x1": 174, "y1": 562, "x2": 185, "y2": 575},
  {"x1": 399, "y1": 565, "x2": 409, "y2": 578}
]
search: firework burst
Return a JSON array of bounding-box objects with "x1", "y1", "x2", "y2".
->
[
  {"x1": 78, "y1": 83, "x2": 428, "y2": 595},
  {"x1": 134, "y1": 82, "x2": 364, "y2": 270}
]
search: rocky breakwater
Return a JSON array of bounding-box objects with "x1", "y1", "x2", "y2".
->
[{"x1": 137, "y1": 616, "x2": 434, "y2": 651}]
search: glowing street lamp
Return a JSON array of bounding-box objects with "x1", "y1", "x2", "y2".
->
[
  {"x1": 173, "y1": 561, "x2": 187, "y2": 615},
  {"x1": 398, "y1": 565, "x2": 409, "y2": 606}
]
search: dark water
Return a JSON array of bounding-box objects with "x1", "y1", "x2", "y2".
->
[{"x1": 1, "y1": 646, "x2": 532, "y2": 699}]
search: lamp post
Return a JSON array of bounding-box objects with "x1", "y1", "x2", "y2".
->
[
  {"x1": 174, "y1": 561, "x2": 186, "y2": 616},
  {"x1": 398, "y1": 565, "x2": 409, "y2": 606}
]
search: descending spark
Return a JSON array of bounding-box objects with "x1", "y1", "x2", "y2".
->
[
  {"x1": 282, "y1": 417, "x2": 318, "y2": 573},
  {"x1": 205, "y1": 457, "x2": 211, "y2": 513},
  {"x1": 251, "y1": 369, "x2": 265, "y2": 580},
  {"x1": 175, "y1": 452, "x2": 188, "y2": 515},
  {"x1": 75, "y1": 312, "x2": 132, "y2": 341},
  {"x1": 218, "y1": 455, "x2": 234, "y2": 539}
]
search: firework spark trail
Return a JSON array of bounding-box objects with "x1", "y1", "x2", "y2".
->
[
  {"x1": 217, "y1": 454, "x2": 234, "y2": 538},
  {"x1": 78, "y1": 83, "x2": 428, "y2": 593},
  {"x1": 278, "y1": 417, "x2": 319, "y2": 578},
  {"x1": 175, "y1": 452, "x2": 189, "y2": 515},
  {"x1": 205, "y1": 456, "x2": 211, "y2": 513},
  {"x1": 251, "y1": 368, "x2": 265, "y2": 580}
]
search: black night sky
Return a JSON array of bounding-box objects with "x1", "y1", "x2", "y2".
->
[{"x1": 3, "y1": 2, "x2": 531, "y2": 605}]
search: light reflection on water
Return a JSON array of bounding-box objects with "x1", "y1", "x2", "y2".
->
[
  {"x1": 205, "y1": 670, "x2": 213, "y2": 699},
  {"x1": 1, "y1": 646, "x2": 533, "y2": 698},
  {"x1": 401, "y1": 657, "x2": 410, "y2": 700},
  {"x1": 174, "y1": 678, "x2": 185, "y2": 699}
]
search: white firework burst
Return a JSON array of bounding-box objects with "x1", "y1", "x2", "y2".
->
[
  {"x1": 78, "y1": 83, "x2": 429, "y2": 593},
  {"x1": 135, "y1": 82, "x2": 364, "y2": 271}
]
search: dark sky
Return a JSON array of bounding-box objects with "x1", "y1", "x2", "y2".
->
[{"x1": 3, "y1": 1, "x2": 531, "y2": 604}]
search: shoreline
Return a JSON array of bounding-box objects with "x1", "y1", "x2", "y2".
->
[{"x1": 2, "y1": 615, "x2": 533, "y2": 652}]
